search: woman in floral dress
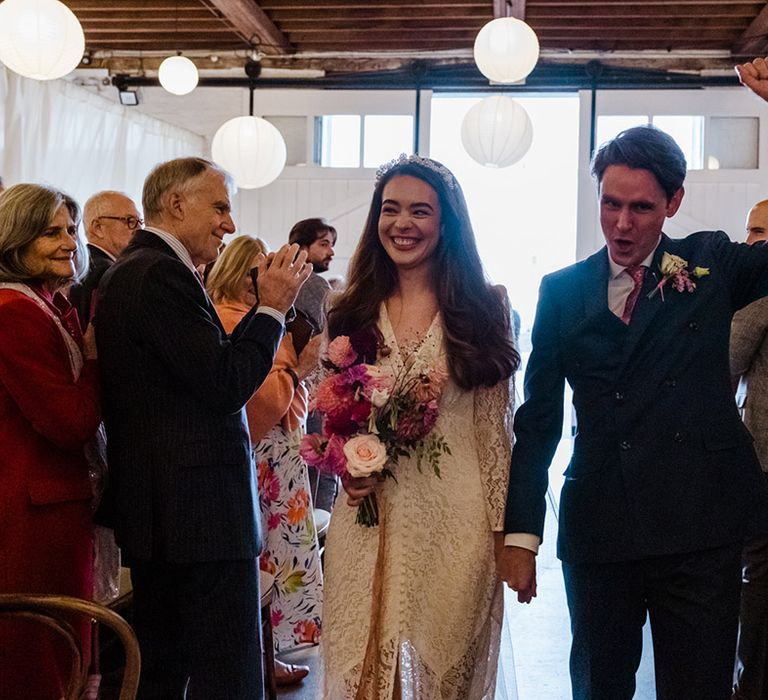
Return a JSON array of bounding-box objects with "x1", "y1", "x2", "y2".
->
[
  {"x1": 319, "y1": 155, "x2": 520, "y2": 699},
  {"x1": 207, "y1": 235, "x2": 323, "y2": 685}
]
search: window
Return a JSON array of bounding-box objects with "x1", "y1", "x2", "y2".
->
[
  {"x1": 316, "y1": 114, "x2": 414, "y2": 168},
  {"x1": 318, "y1": 115, "x2": 360, "y2": 167},
  {"x1": 363, "y1": 115, "x2": 414, "y2": 167}
]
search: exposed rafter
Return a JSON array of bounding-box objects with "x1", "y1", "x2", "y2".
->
[
  {"x1": 202, "y1": 0, "x2": 291, "y2": 54},
  {"x1": 732, "y1": 2, "x2": 768, "y2": 55}
]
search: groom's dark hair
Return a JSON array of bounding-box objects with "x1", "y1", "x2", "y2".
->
[{"x1": 591, "y1": 125, "x2": 687, "y2": 201}]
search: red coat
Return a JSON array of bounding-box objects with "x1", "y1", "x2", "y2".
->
[{"x1": 0, "y1": 287, "x2": 101, "y2": 699}]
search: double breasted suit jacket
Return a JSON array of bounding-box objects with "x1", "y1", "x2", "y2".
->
[
  {"x1": 96, "y1": 230, "x2": 283, "y2": 563},
  {"x1": 505, "y1": 231, "x2": 768, "y2": 564}
]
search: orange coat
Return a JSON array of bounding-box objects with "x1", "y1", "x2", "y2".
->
[{"x1": 215, "y1": 301, "x2": 308, "y2": 443}]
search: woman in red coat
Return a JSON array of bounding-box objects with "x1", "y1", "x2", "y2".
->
[{"x1": 0, "y1": 184, "x2": 101, "y2": 698}]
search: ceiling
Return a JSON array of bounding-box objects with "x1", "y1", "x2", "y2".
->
[{"x1": 65, "y1": 0, "x2": 768, "y2": 85}]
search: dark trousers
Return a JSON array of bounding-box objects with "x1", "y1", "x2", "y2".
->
[
  {"x1": 130, "y1": 558, "x2": 263, "y2": 700},
  {"x1": 734, "y1": 533, "x2": 768, "y2": 699},
  {"x1": 563, "y1": 543, "x2": 742, "y2": 700}
]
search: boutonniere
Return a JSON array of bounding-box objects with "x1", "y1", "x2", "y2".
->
[{"x1": 647, "y1": 252, "x2": 710, "y2": 301}]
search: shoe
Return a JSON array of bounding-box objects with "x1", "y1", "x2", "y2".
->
[{"x1": 275, "y1": 660, "x2": 310, "y2": 687}]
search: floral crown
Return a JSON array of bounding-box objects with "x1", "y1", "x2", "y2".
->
[{"x1": 375, "y1": 153, "x2": 456, "y2": 190}]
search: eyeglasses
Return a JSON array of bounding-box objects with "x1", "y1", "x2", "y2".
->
[{"x1": 98, "y1": 215, "x2": 143, "y2": 230}]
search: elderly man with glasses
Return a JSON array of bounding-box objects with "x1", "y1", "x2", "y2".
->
[{"x1": 69, "y1": 189, "x2": 142, "y2": 330}]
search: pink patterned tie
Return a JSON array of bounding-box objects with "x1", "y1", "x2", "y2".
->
[{"x1": 621, "y1": 265, "x2": 646, "y2": 325}]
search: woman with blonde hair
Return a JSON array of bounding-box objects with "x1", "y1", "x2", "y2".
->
[{"x1": 207, "y1": 235, "x2": 323, "y2": 686}]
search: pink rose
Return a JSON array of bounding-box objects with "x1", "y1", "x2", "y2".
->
[
  {"x1": 326, "y1": 335, "x2": 357, "y2": 368},
  {"x1": 363, "y1": 364, "x2": 396, "y2": 394},
  {"x1": 343, "y1": 434, "x2": 388, "y2": 477}
]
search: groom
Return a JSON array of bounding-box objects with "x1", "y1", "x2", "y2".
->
[{"x1": 498, "y1": 61, "x2": 768, "y2": 699}]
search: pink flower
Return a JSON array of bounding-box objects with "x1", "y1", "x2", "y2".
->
[
  {"x1": 321, "y1": 434, "x2": 348, "y2": 477},
  {"x1": 267, "y1": 512, "x2": 282, "y2": 531},
  {"x1": 326, "y1": 335, "x2": 357, "y2": 368},
  {"x1": 257, "y1": 462, "x2": 280, "y2": 504},
  {"x1": 271, "y1": 608, "x2": 284, "y2": 628},
  {"x1": 315, "y1": 373, "x2": 354, "y2": 415},
  {"x1": 299, "y1": 433, "x2": 325, "y2": 467},
  {"x1": 360, "y1": 364, "x2": 396, "y2": 399},
  {"x1": 422, "y1": 399, "x2": 439, "y2": 434}
]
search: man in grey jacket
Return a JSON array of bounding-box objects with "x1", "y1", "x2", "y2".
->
[{"x1": 731, "y1": 198, "x2": 768, "y2": 699}]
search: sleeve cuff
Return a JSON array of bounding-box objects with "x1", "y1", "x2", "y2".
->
[
  {"x1": 504, "y1": 533, "x2": 541, "y2": 554},
  {"x1": 257, "y1": 306, "x2": 285, "y2": 326}
]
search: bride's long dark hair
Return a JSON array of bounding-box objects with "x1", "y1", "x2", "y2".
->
[{"x1": 327, "y1": 156, "x2": 519, "y2": 390}]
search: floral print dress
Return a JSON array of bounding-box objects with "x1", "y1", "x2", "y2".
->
[{"x1": 255, "y1": 425, "x2": 323, "y2": 650}]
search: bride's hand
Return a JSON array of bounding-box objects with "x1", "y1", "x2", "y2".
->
[{"x1": 342, "y1": 475, "x2": 379, "y2": 506}]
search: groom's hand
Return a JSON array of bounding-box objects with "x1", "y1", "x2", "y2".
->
[{"x1": 496, "y1": 544, "x2": 537, "y2": 604}]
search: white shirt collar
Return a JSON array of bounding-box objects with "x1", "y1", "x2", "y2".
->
[
  {"x1": 87, "y1": 243, "x2": 116, "y2": 262},
  {"x1": 143, "y1": 226, "x2": 197, "y2": 273},
  {"x1": 607, "y1": 235, "x2": 661, "y2": 280}
]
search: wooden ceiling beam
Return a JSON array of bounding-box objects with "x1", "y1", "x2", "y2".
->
[
  {"x1": 261, "y1": 0, "x2": 489, "y2": 7},
  {"x1": 269, "y1": 7, "x2": 492, "y2": 20},
  {"x1": 529, "y1": 6, "x2": 760, "y2": 19},
  {"x1": 203, "y1": 0, "x2": 291, "y2": 53},
  {"x1": 732, "y1": 2, "x2": 768, "y2": 55}
]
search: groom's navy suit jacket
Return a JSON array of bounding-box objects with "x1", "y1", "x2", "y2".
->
[
  {"x1": 96, "y1": 229, "x2": 282, "y2": 563},
  {"x1": 505, "y1": 231, "x2": 768, "y2": 564}
]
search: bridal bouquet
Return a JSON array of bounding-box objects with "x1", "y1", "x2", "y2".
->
[{"x1": 300, "y1": 330, "x2": 451, "y2": 527}]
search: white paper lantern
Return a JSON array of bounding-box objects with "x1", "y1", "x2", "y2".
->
[
  {"x1": 211, "y1": 116, "x2": 287, "y2": 189},
  {"x1": 0, "y1": 0, "x2": 85, "y2": 81},
  {"x1": 158, "y1": 55, "x2": 199, "y2": 96},
  {"x1": 473, "y1": 17, "x2": 539, "y2": 84},
  {"x1": 461, "y1": 96, "x2": 533, "y2": 168}
]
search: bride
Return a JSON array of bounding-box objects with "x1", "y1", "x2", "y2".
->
[{"x1": 321, "y1": 154, "x2": 520, "y2": 699}]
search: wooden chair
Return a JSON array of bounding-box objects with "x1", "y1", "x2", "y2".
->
[{"x1": 0, "y1": 593, "x2": 140, "y2": 700}]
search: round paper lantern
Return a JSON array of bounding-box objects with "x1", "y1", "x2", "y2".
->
[
  {"x1": 158, "y1": 55, "x2": 199, "y2": 96},
  {"x1": 0, "y1": 0, "x2": 85, "y2": 81},
  {"x1": 461, "y1": 96, "x2": 533, "y2": 168},
  {"x1": 211, "y1": 116, "x2": 287, "y2": 189},
  {"x1": 473, "y1": 17, "x2": 539, "y2": 84}
]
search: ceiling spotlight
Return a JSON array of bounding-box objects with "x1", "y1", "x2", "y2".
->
[
  {"x1": 158, "y1": 53, "x2": 199, "y2": 95},
  {"x1": 118, "y1": 88, "x2": 139, "y2": 106}
]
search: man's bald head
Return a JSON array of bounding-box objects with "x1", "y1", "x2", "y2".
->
[{"x1": 746, "y1": 199, "x2": 768, "y2": 244}]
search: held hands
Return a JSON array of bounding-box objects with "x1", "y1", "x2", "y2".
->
[
  {"x1": 736, "y1": 57, "x2": 768, "y2": 102},
  {"x1": 255, "y1": 243, "x2": 312, "y2": 314},
  {"x1": 495, "y1": 539, "x2": 537, "y2": 604}
]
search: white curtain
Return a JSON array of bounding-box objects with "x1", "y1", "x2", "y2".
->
[{"x1": 0, "y1": 66, "x2": 204, "y2": 210}]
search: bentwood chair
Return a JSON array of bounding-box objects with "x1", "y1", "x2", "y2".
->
[{"x1": 0, "y1": 593, "x2": 141, "y2": 700}]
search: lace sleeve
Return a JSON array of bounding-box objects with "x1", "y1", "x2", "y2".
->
[{"x1": 474, "y1": 374, "x2": 515, "y2": 531}]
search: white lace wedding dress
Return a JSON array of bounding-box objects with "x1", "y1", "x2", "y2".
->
[{"x1": 322, "y1": 306, "x2": 514, "y2": 699}]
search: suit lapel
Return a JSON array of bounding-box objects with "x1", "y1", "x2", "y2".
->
[
  {"x1": 579, "y1": 248, "x2": 617, "y2": 324},
  {"x1": 129, "y1": 229, "x2": 224, "y2": 328}
]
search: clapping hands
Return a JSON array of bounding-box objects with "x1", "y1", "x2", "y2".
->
[
  {"x1": 736, "y1": 57, "x2": 768, "y2": 102},
  {"x1": 254, "y1": 243, "x2": 312, "y2": 314}
]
